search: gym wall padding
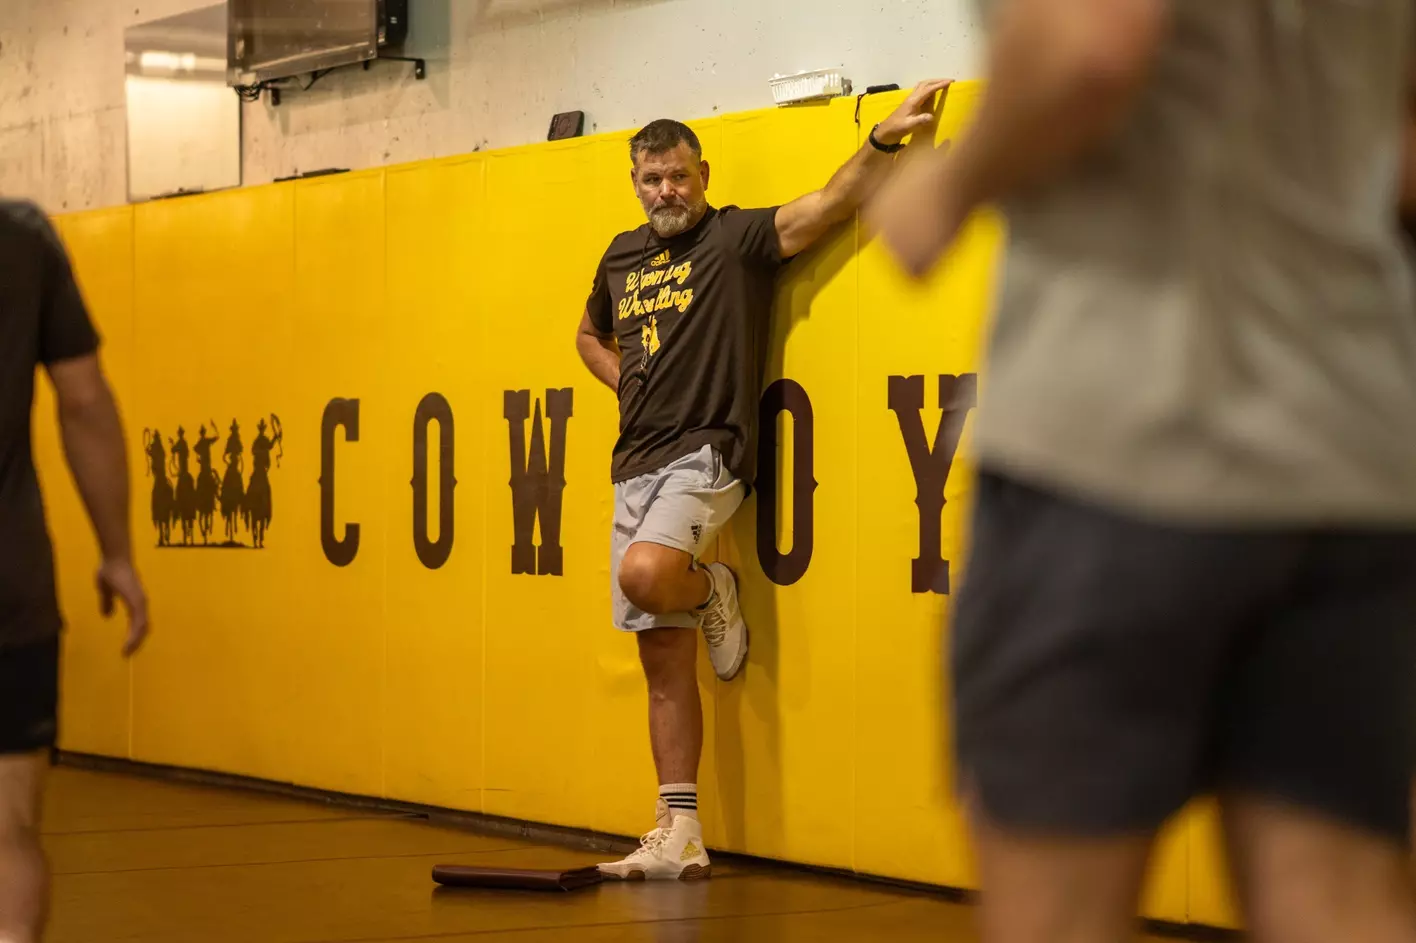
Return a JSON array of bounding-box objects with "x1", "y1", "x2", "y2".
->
[{"x1": 38, "y1": 84, "x2": 1240, "y2": 929}]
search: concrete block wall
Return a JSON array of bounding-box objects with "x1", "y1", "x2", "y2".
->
[{"x1": 0, "y1": 0, "x2": 984, "y2": 213}]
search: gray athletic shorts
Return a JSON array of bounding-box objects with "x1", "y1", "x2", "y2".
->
[
  {"x1": 952, "y1": 469, "x2": 1416, "y2": 843},
  {"x1": 611, "y1": 444, "x2": 745, "y2": 632}
]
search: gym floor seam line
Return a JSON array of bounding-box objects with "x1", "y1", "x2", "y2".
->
[
  {"x1": 304, "y1": 899, "x2": 911, "y2": 943},
  {"x1": 54, "y1": 752, "x2": 650, "y2": 855},
  {"x1": 52, "y1": 752, "x2": 1240, "y2": 941},
  {"x1": 49, "y1": 846, "x2": 535, "y2": 877},
  {"x1": 42, "y1": 814, "x2": 404, "y2": 836}
]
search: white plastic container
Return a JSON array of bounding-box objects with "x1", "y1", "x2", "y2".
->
[{"x1": 769, "y1": 69, "x2": 853, "y2": 106}]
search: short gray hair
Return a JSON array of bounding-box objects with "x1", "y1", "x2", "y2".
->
[{"x1": 629, "y1": 119, "x2": 702, "y2": 164}]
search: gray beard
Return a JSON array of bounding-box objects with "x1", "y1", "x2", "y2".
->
[{"x1": 648, "y1": 199, "x2": 705, "y2": 238}]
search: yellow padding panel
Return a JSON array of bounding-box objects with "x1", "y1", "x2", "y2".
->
[
  {"x1": 707, "y1": 98, "x2": 860, "y2": 868},
  {"x1": 1188, "y1": 801, "x2": 1241, "y2": 929},
  {"x1": 37, "y1": 207, "x2": 137, "y2": 759},
  {"x1": 127, "y1": 183, "x2": 304, "y2": 782},
  {"x1": 280, "y1": 170, "x2": 388, "y2": 795},
  {"x1": 383, "y1": 156, "x2": 488, "y2": 810},
  {"x1": 479, "y1": 136, "x2": 619, "y2": 828},
  {"x1": 850, "y1": 85, "x2": 997, "y2": 891},
  {"x1": 38, "y1": 81, "x2": 1248, "y2": 926}
]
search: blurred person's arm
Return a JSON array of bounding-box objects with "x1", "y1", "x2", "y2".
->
[
  {"x1": 30, "y1": 207, "x2": 148, "y2": 655},
  {"x1": 865, "y1": 0, "x2": 1170, "y2": 278}
]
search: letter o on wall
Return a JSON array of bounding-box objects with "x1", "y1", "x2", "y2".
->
[
  {"x1": 412, "y1": 393, "x2": 456, "y2": 570},
  {"x1": 756, "y1": 379, "x2": 817, "y2": 586}
]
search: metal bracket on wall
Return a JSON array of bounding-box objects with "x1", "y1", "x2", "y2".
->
[
  {"x1": 245, "y1": 53, "x2": 427, "y2": 107},
  {"x1": 364, "y1": 55, "x2": 427, "y2": 81}
]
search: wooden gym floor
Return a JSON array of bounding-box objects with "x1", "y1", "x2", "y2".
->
[{"x1": 38, "y1": 764, "x2": 1191, "y2": 942}]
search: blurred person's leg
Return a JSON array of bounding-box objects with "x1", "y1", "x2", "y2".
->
[
  {"x1": 953, "y1": 471, "x2": 1312, "y2": 943},
  {"x1": 0, "y1": 640, "x2": 58, "y2": 943},
  {"x1": 1216, "y1": 532, "x2": 1416, "y2": 943}
]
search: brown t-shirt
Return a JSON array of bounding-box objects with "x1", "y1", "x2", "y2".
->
[
  {"x1": 0, "y1": 200, "x2": 100, "y2": 648},
  {"x1": 587, "y1": 205, "x2": 784, "y2": 488}
]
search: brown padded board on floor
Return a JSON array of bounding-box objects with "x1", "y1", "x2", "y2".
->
[{"x1": 431, "y1": 864, "x2": 605, "y2": 891}]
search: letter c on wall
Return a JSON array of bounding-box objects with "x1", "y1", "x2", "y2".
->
[{"x1": 320, "y1": 398, "x2": 361, "y2": 567}]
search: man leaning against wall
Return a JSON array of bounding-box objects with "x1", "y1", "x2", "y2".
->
[{"x1": 575, "y1": 80, "x2": 950, "y2": 881}]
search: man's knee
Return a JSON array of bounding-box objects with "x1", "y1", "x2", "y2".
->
[
  {"x1": 619, "y1": 543, "x2": 689, "y2": 614},
  {"x1": 1225, "y1": 795, "x2": 1416, "y2": 943},
  {"x1": 0, "y1": 811, "x2": 41, "y2": 868},
  {"x1": 0, "y1": 753, "x2": 46, "y2": 835},
  {"x1": 0, "y1": 753, "x2": 47, "y2": 943},
  {"x1": 1243, "y1": 867, "x2": 1416, "y2": 943}
]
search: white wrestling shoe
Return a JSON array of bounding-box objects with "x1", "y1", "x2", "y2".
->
[
  {"x1": 700, "y1": 562, "x2": 748, "y2": 682},
  {"x1": 597, "y1": 802, "x2": 712, "y2": 882}
]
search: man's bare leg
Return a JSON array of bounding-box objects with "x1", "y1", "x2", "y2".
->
[
  {"x1": 622, "y1": 543, "x2": 707, "y2": 790},
  {"x1": 969, "y1": 803, "x2": 1154, "y2": 943},
  {"x1": 595, "y1": 622, "x2": 711, "y2": 881},
  {"x1": 595, "y1": 529, "x2": 749, "y2": 881},
  {"x1": 0, "y1": 752, "x2": 49, "y2": 943},
  {"x1": 637, "y1": 628, "x2": 702, "y2": 787},
  {"x1": 1410, "y1": 782, "x2": 1416, "y2": 883},
  {"x1": 1224, "y1": 794, "x2": 1416, "y2": 943}
]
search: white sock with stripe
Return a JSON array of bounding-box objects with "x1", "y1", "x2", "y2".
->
[
  {"x1": 659, "y1": 783, "x2": 698, "y2": 821},
  {"x1": 692, "y1": 562, "x2": 716, "y2": 610}
]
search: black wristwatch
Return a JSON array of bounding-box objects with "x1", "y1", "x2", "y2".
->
[{"x1": 869, "y1": 123, "x2": 905, "y2": 153}]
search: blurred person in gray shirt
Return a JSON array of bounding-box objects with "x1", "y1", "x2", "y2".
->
[{"x1": 869, "y1": 2, "x2": 1416, "y2": 942}]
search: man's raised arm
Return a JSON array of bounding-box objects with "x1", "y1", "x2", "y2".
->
[{"x1": 772, "y1": 79, "x2": 954, "y2": 260}]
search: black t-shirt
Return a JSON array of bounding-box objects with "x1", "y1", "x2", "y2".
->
[
  {"x1": 0, "y1": 200, "x2": 100, "y2": 647},
  {"x1": 586, "y1": 205, "x2": 785, "y2": 487}
]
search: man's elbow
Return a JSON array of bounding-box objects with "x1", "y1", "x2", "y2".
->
[
  {"x1": 1072, "y1": 47, "x2": 1150, "y2": 109},
  {"x1": 1051, "y1": 1, "x2": 1167, "y2": 111},
  {"x1": 52, "y1": 373, "x2": 116, "y2": 426},
  {"x1": 574, "y1": 328, "x2": 607, "y2": 367}
]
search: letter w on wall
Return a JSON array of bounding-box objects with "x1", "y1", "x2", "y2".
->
[
  {"x1": 888, "y1": 374, "x2": 977, "y2": 595},
  {"x1": 505, "y1": 389, "x2": 573, "y2": 576}
]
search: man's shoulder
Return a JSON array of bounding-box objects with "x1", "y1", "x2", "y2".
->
[
  {"x1": 0, "y1": 199, "x2": 57, "y2": 249},
  {"x1": 603, "y1": 223, "x2": 652, "y2": 250},
  {"x1": 0, "y1": 199, "x2": 51, "y2": 236},
  {"x1": 713, "y1": 205, "x2": 778, "y2": 219},
  {"x1": 595, "y1": 223, "x2": 652, "y2": 269},
  {"x1": 708, "y1": 205, "x2": 781, "y2": 235}
]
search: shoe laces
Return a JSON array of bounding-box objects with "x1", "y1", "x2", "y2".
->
[
  {"x1": 700, "y1": 573, "x2": 729, "y2": 645},
  {"x1": 633, "y1": 827, "x2": 672, "y2": 857},
  {"x1": 701, "y1": 598, "x2": 728, "y2": 646}
]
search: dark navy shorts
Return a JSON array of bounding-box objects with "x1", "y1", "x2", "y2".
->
[
  {"x1": 952, "y1": 469, "x2": 1416, "y2": 843},
  {"x1": 0, "y1": 637, "x2": 59, "y2": 755}
]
